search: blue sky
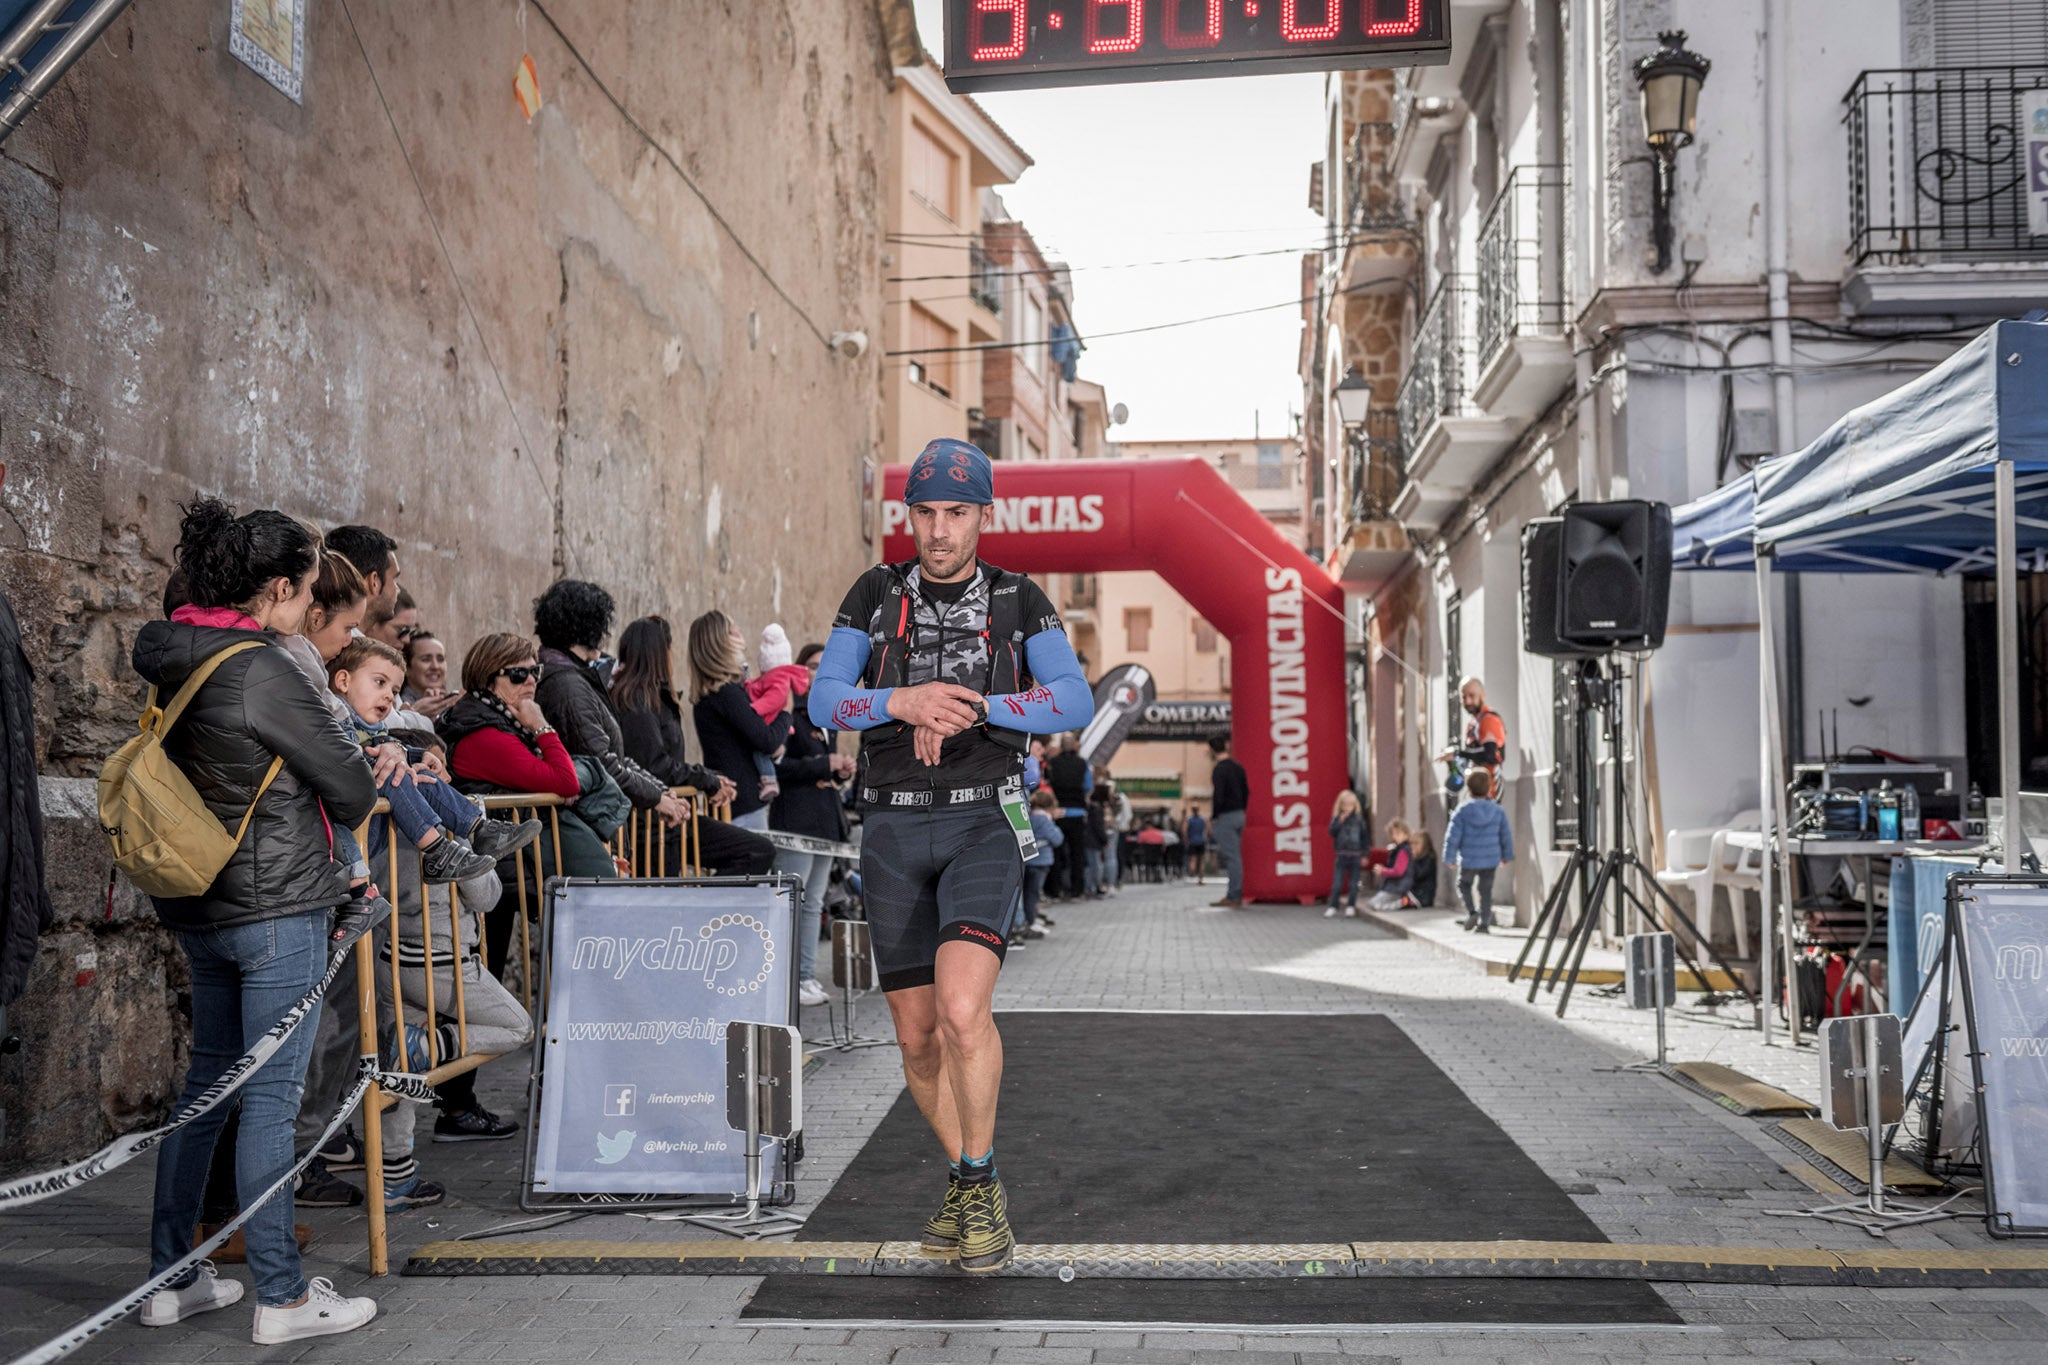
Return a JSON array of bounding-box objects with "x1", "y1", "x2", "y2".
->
[{"x1": 908, "y1": 0, "x2": 1327, "y2": 444}]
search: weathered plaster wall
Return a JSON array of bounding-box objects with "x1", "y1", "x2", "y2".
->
[{"x1": 0, "y1": 0, "x2": 894, "y2": 1166}]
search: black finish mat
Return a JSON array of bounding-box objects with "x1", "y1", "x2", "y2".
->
[{"x1": 746, "y1": 1012, "x2": 1679, "y2": 1325}]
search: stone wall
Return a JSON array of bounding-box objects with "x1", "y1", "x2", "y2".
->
[{"x1": 0, "y1": 0, "x2": 899, "y2": 1168}]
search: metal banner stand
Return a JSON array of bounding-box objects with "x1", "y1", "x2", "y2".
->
[
  {"x1": 1765, "y1": 1012, "x2": 1968, "y2": 1237},
  {"x1": 679, "y1": 1021, "x2": 806, "y2": 1239},
  {"x1": 1599, "y1": 931, "x2": 1675, "y2": 1072},
  {"x1": 824, "y1": 919, "x2": 890, "y2": 1053}
]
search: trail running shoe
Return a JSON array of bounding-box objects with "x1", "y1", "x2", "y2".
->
[
  {"x1": 919, "y1": 1175, "x2": 963, "y2": 1258},
  {"x1": 955, "y1": 1176, "x2": 1015, "y2": 1274}
]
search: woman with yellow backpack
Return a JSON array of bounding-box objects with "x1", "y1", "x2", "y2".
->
[{"x1": 116, "y1": 498, "x2": 383, "y2": 1345}]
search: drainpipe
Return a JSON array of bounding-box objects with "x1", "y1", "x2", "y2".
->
[{"x1": 1764, "y1": 0, "x2": 1805, "y2": 762}]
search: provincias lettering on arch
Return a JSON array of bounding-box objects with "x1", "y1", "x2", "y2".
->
[{"x1": 1264, "y1": 565, "x2": 1312, "y2": 876}]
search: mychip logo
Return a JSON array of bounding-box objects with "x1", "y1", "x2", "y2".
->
[{"x1": 570, "y1": 919, "x2": 776, "y2": 996}]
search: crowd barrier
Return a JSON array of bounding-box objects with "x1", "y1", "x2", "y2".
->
[
  {"x1": 0, "y1": 782, "x2": 734, "y2": 1363},
  {"x1": 351, "y1": 786, "x2": 726, "y2": 1274}
]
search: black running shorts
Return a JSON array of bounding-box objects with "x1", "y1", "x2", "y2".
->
[{"x1": 859, "y1": 803, "x2": 1021, "y2": 992}]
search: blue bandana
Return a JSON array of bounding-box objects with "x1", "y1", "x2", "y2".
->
[{"x1": 903, "y1": 438, "x2": 993, "y2": 506}]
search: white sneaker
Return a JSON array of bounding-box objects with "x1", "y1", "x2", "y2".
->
[
  {"x1": 250, "y1": 1276, "x2": 377, "y2": 1345},
  {"x1": 1323, "y1": 906, "x2": 1338, "y2": 918},
  {"x1": 140, "y1": 1261, "x2": 244, "y2": 1326},
  {"x1": 798, "y1": 978, "x2": 829, "y2": 1008},
  {"x1": 1344, "y1": 906, "x2": 1358, "y2": 918}
]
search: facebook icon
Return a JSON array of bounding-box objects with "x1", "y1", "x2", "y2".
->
[{"x1": 604, "y1": 1084, "x2": 636, "y2": 1117}]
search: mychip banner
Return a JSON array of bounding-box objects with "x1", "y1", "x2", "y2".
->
[
  {"x1": 1954, "y1": 878, "x2": 2048, "y2": 1236},
  {"x1": 529, "y1": 879, "x2": 796, "y2": 1197}
]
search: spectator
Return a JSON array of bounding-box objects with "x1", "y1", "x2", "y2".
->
[
  {"x1": 1044, "y1": 733, "x2": 1092, "y2": 901},
  {"x1": 135, "y1": 498, "x2": 379, "y2": 1344},
  {"x1": 769, "y1": 641, "x2": 856, "y2": 1007},
  {"x1": 746, "y1": 624, "x2": 813, "y2": 803},
  {"x1": 325, "y1": 524, "x2": 400, "y2": 635},
  {"x1": 402, "y1": 629, "x2": 462, "y2": 723},
  {"x1": 1184, "y1": 806, "x2": 1208, "y2": 883},
  {"x1": 1443, "y1": 768, "x2": 1513, "y2": 934},
  {"x1": 532, "y1": 581, "x2": 695, "y2": 840},
  {"x1": 608, "y1": 615, "x2": 773, "y2": 878},
  {"x1": 1325, "y1": 790, "x2": 1368, "y2": 919},
  {"x1": 441, "y1": 632, "x2": 614, "y2": 977},
  {"x1": 1365, "y1": 819, "x2": 1416, "y2": 912},
  {"x1": 686, "y1": 609, "x2": 792, "y2": 832},
  {"x1": 1085, "y1": 784, "x2": 1112, "y2": 898},
  {"x1": 1103, "y1": 777, "x2": 1131, "y2": 894},
  {"x1": 1207, "y1": 736, "x2": 1249, "y2": 908},
  {"x1": 367, "y1": 586, "x2": 420, "y2": 652},
  {"x1": 1017, "y1": 788, "x2": 1063, "y2": 940}
]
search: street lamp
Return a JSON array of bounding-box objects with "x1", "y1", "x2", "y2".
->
[
  {"x1": 1334, "y1": 365, "x2": 1373, "y2": 427},
  {"x1": 1633, "y1": 30, "x2": 1710, "y2": 275}
]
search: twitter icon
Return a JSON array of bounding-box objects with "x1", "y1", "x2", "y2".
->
[{"x1": 594, "y1": 1130, "x2": 636, "y2": 1165}]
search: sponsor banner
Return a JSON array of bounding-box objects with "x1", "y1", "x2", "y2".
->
[
  {"x1": 1129, "y1": 698, "x2": 1231, "y2": 742},
  {"x1": 531, "y1": 881, "x2": 794, "y2": 1195},
  {"x1": 1078, "y1": 664, "x2": 1156, "y2": 765},
  {"x1": 1955, "y1": 881, "x2": 2048, "y2": 1233}
]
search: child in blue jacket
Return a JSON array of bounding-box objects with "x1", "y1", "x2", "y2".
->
[{"x1": 1442, "y1": 768, "x2": 1514, "y2": 933}]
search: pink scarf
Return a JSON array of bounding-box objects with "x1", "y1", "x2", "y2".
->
[{"x1": 171, "y1": 604, "x2": 265, "y2": 631}]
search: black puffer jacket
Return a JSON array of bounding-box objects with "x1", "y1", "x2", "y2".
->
[
  {"x1": 770, "y1": 714, "x2": 848, "y2": 842},
  {"x1": 132, "y1": 621, "x2": 378, "y2": 931},
  {"x1": 613, "y1": 689, "x2": 720, "y2": 794},
  {"x1": 536, "y1": 648, "x2": 668, "y2": 809}
]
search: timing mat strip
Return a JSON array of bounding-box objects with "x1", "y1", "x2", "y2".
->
[
  {"x1": 1665, "y1": 1062, "x2": 1818, "y2": 1116},
  {"x1": 403, "y1": 1239, "x2": 2048, "y2": 1287}
]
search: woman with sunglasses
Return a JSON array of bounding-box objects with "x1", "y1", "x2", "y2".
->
[{"x1": 442, "y1": 634, "x2": 615, "y2": 973}]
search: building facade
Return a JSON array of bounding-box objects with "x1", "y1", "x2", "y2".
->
[
  {"x1": 1306, "y1": 0, "x2": 2048, "y2": 927},
  {"x1": 882, "y1": 64, "x2": 1031, "y2": 463}
]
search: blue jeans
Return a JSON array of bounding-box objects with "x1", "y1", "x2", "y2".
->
[
  {"x1": 1021, "y1": 863, "x2": 1050, "y2": 927},
  {"x1": 733, "y1": 807, "x2": 769, "y2": 833},
  {"x1": 364, "y1": 765, "x2": 481, "y2": 864},
  {"x1": 151, "y1": 910, "x2": 330, "y2": 1306},
  {"x1": 770, "y1": 848, "x2": 830, "y2": 981},
  {"x1": 1329, "y1": 852, "x2": 1363, "y2": 908}
]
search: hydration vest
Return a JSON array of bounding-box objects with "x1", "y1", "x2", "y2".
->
[{"x1": 863, "y1": 560, "x2": 1033, "y2": 754}]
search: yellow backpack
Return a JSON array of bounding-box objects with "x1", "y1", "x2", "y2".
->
[{"x1": 98, "y1": 639, "x2": 285, "y2": 898}]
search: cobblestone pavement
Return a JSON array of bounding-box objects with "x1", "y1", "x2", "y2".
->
[{"x1": 4, "y1": 878, "x2": 2044, "y2": 1363}]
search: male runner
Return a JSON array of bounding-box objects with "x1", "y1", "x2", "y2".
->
[{"x1": 809, "y1": 438, "x2": 1093, "y2": 1273}]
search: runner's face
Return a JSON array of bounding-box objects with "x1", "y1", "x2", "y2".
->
[{"x1": 908, "y1": 500, "x2": 991, "y2": 583}]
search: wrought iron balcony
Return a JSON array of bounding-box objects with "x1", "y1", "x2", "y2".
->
[
  {"x1": 1846, "y1": 66, "x2": 2048, "y2": 266},
  {"x1": 1475, "y1": 166, "x2": 1567, "y2": 368},
  {"x1": 1396, "y1": 275, "x2": 1474, "y2": 460},
  {"x1": 1348, "y1": 409, "x2": 1404, "y2": 526},
  {"x1": 969, "y1": 242, "x2": 1003, "y2": 313}
]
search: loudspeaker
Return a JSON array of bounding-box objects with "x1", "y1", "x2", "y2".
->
[
  {"x1": 1559, "y1": 500, "x2": 1672, "y2": 649},
  {"x1": 1521, "y1": 519, "x2": 1596, "y2": 659}
]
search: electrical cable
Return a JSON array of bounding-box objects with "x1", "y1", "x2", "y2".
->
[
  {"x1": 886, "y1": 233, "x2": 1405, "y2": 283},
  {"x1": 885, "y1": 279, "x2": 1366, "y2": 357},
  {"x1": 527, "y1": 1, "x2": 833, "y2": 351},
  {"x1": 337, "y1": 0, "x2": 554, "y2": 507}
]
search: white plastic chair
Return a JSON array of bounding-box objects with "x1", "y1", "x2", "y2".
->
[{"x1": 1655, "y1": 811, "x2": 1763, "y2": 958}]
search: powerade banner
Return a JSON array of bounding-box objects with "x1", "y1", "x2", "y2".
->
[
  {"x1": 531, "y1": 880, "x2": 795, "y2": 1195},
  {"x1": 1954, "y1": 880, "x2": 2048, "y2": 1234},
  {"x1": 1131, "y1": 698, "x2": 1231, "y2": 742}
]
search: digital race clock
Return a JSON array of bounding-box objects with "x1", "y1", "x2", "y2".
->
[{"x1": 942, "y1": 0, "x2": 1450, "y2": 92}]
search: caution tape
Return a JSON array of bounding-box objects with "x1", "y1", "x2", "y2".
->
[
  {"x1": 761, "y1": 830, "x2": 858, "y2": 860},
  {"x1": 0, "y1": 902, "x2": 389, "y2": 1213},
  {"x1": 5, "y1": 1050, "x2": 427, "y2": 1365}
]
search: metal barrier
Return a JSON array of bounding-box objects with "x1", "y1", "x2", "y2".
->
[{"x1": 352, "y1": 786, "x2": 727, "y2": 1274}]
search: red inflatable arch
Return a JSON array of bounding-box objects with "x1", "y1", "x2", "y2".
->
[{"x1": 882, "y1": 458, "x2": 1346, "y2": 904}]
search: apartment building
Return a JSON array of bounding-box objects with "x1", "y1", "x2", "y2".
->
[
  {"x1": 1305, "y1": 1, "x2": 2048, "y2": 924},
  {"x1": 883, "y1": 62, "x2": 1031, "y2": 462},
  {"x1": 976, "y1": 202, "x2": 1099, "y2": 462}
]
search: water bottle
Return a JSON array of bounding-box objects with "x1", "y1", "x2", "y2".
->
[
  {"x1": 1900, "y1": 782, "x2": 1921, "y2": 841},
  {"x1": 1874, "y1": 779, "x2": 1900, "y2": 842}
]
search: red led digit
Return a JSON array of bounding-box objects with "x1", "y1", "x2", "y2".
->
[
  {"x1": 1163, "y1": 0, "x2": 1223, "y2": 48},
  {"x1": 1084, "y1": 0, "x2": 1144, "y2": 53},
  {"x1": 971, "y1": 0, "x2": 1027, "y2": 60},
  {"x1": 1365, "y1": 0, "x2": 1422, "y2": 36},
  {"x1": 1280, "y1": 0, "x2": 1340, "y2": 42}
]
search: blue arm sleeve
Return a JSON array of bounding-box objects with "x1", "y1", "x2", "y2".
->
[
  {"x1": 806, "y1": 627, "x2": 896, "y2": 732},
  {"x1": 986, "y1": 630, "x2": 1094, "y2": 734}
]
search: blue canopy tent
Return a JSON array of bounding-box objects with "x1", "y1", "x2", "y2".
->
[{"x1": 1669, "y1": 317, "x2": 2048, "y2": 1040}]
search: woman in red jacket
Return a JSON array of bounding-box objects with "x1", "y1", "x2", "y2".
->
[{"x1": 439, "y1": 633, "x2": 604, "y2": 974}]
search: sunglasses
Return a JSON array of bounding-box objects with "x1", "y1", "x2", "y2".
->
[
  {"x1": 496, "y1": 666, "x2": 541, "y2": 684},
  {"x1": 394, "y1": 625, "x2": 422, "y2": 642}
]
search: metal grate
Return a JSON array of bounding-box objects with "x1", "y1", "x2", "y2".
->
[
  {"x1": 1844, "y1": 65, "x2": 2048, "y2": 265},
  {"x1": 1347, "y1": 409, "x2": 1404, "y2": 526},
  {"x1": 1395, "y1": 274, "x2": 1475, "y2": 460}
]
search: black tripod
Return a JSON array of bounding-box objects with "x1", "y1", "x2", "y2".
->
[{"x1": 1508, "y1": 660, "x2": 1756, "y2": 1019}]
